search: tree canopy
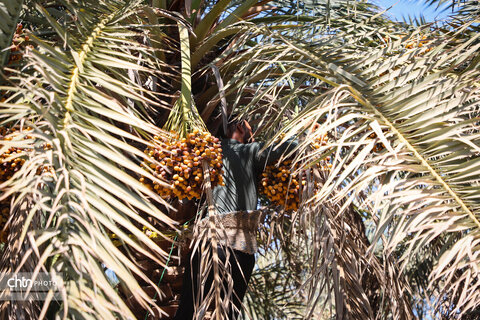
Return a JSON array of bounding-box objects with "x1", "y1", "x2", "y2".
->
[{"x1": 0, "y1": 0, "x2": 479, "y2": 319}]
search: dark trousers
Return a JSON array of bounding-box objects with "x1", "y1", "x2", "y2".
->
[{"x1": 174, "y1": 245, "x2": 255, "y2": 320}]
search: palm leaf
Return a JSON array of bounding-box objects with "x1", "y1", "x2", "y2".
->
[
  {"x1": 246, "y1": 15, "x2": 479, "y2": 319},
  {"x1": 0, "y1": 0, "x2": 184, "y2": 318},
  {"x1": 220, "y1": 4, "x2": 480, "y2": 318},
  {"x1": 0, "y1": 0, "x2": 23, "y2": 68}
]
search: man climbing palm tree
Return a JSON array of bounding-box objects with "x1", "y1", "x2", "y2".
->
[{"x1": 175, "y1": 119, "x2": 298, "y2": 319}]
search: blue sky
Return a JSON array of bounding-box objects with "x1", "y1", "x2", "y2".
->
[{"x1": 374, "y1": 0, "x2": 453, "y2": 22}]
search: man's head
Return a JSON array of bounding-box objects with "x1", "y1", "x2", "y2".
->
[{"x1": 224, "y1": 119, "x2": 254, "y2": 143}]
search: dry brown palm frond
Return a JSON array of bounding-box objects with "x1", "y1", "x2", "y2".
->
[{"x1": 247, "y1": 166, "x2": 413, "y2": 319}]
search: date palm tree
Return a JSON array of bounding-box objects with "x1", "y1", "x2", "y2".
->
[{"x1": 0, "y1": 0, "x2": 479, "y2": 319}]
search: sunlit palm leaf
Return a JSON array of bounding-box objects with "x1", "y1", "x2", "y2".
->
[
  {"x1": 216, "y1": 3, "x2": 480, "y2": 317},
  {"x1": 237, "y1": 14, "x2": 480, "y2": 319},
  {"x1": 0, "y1": 0, "x2": 183, "y2": 318}
]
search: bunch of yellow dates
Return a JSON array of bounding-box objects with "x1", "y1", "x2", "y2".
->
[{"x1": 140, "y1": 130, "x2": 224, "y2": 200}]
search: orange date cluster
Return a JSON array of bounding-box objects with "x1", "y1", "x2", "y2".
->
[
  {"x1": 0, "y1": 127, "x2": 28, "y2": 242},
  {"x1": 259, "y1": 135, "x2": 331, "y2": 211},
  {"x1": 140, "y1": 130, "x2": 224, "y2": 200}
]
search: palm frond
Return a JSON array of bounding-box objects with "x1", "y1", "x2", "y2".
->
[
  {"x1": 0, "y1": 0, "x2": 23, "y2": 68},
  {"x1": 223, "y1": 6, "x2": 480, "y2": 318},
  {"x1": 0, "y1": 0, "x2": 184, "y2": 318}
]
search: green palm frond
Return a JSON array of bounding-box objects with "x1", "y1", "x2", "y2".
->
[
  {"x1": 0, "y1": 0, "x2": 24, "y2": 68},
  {"x1": 0, "y1": 0, "x2": 184, "y2": 318}
]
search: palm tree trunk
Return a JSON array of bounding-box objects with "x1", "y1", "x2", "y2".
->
[{"x1": 120, "y1": 199, "x2": 197, "y2": 319}]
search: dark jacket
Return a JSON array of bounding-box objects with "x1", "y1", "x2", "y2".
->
[{"x1": 212, "y1": 138, "x2": 298, "y2": 214}]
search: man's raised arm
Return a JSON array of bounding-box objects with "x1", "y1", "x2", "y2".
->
[{"x1": 252, "y1": 137, "x2": 298, "y2": 172}]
